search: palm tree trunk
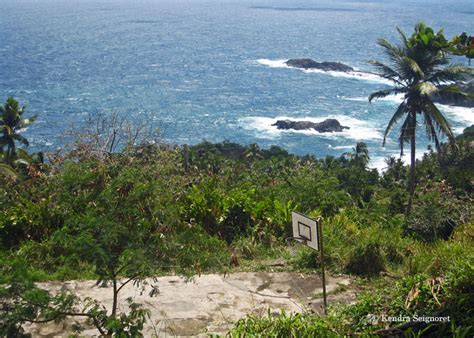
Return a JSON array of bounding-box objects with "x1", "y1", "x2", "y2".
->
[
  {"x1": 406, "y1": 128, "x2": 416, "y2": 215},
  {"x1": 6, "y1": 141, "x2": 15, "y2": 164}
]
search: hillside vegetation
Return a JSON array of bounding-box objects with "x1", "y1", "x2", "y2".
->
[{"x1": 0, "y1": 125, "x2": 473, "y2": 336}]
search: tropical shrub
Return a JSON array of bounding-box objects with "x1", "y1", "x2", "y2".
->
[
  {"x1": 345, "y1": 242, "x2": 385, "y2": 276},
  {"x1": 405, "y1": 182, "x2": 473, "y2": 241},
  {"x1": 230, "y1": 311, "x2": 336, "y2": 337}
]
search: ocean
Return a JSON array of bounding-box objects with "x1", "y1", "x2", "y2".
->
[{"x1": 1, "y1": 0, "x2": 473, "y2": 169}]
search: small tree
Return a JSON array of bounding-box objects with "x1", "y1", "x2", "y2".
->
[
  {"x1": 55, "y1": 159, "x2": 167, "y2": 335},
  {"x1": 1, "y1": 159, "x2": 163, "y2": 336}
]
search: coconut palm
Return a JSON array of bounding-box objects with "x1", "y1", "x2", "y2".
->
[
  {"x1": 342, "y1": 142, "x2": 370, "y2": 168},
  {"x1": 352, "y1": 142, "x2": 370, "y2": 168},
  {"x1": 0, "y1": 97, "x2": 37, "y2": 162},
  {"x1": 369, "y1": 23, "x2": 472, "y2": 213}
]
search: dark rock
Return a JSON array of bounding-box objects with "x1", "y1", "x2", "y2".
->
[
  {"x1": 272, "y1": 118, "x2": 349, "y2": 133},
  {"x1": 286, "y1": 58, "x2": 354, "y2": 72},
  {"x1": 431, "y1": 80, "x2": 474, "y2": 108}
]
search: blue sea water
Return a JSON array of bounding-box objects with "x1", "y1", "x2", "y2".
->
[{"x1": 1, "y1": 0, "x2": 473, "y2": 169}]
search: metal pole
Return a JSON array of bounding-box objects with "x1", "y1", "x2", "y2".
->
[{"x1": 318, "y1": 219, "x2": 327, "y2": 314}]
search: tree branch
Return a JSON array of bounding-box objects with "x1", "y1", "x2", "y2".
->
[{"x1": 117, "y1": 274, "x2": 141, "y2": 294}]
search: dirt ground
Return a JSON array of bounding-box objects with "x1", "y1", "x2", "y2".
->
[{"x1": 24, "y1": 272, "x2": 355, "y2": 337}]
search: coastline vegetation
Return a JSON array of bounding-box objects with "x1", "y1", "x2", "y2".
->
[
  {"x1": 0, "y1": 23, "x2": 473, "y2": 337},
  {"x1": 369, "y1": 23, "x2": 473, "y2": 214}
]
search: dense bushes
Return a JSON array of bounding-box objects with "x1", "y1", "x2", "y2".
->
[
  {"x1": 1, "y1": 130, "x2": 473, "y2": 335},
  {"x1": 230, "y1": 311, "x2": 336, "y2": 337},
  {"x1": 405, "y1": 181, "x2": 472, "y2": 241},
  {"x1": 345, "y1": 242, "x2": 385, "y2": 275}
]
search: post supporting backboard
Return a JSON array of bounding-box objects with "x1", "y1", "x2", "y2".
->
[{"x1": 291, "y1": 211, "x2": 327, "y2": 314}]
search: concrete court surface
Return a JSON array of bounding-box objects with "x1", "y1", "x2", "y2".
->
[{"x1": 25, "y1": 272, "x2": 354, "y2": 337}]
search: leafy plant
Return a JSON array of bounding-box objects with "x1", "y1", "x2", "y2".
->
[
  {"x1": 405, "y1": 182, "x2": 472, "y2": 242},
  {"x1": 345, "y1": 242, "x2": 385, "y2": 276},
  {"x1": 230, "y1": 310, "x2": 336, "y2": 337}
]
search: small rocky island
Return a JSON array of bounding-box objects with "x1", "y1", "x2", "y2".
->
[
  {"x1": 431, "y1": 80, "x2": 474, "y2": 108},
  {"x1": 286, "y1": 58, "x2": 354, "y2": 72},
  {"x1": 272, "y1": 118, "x2": 350, "y2": 133}
]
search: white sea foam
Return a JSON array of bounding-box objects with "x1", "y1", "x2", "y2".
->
[
  {"x1": 256, "y1": 59, "x2": 289, "y2": 68},
  {"x1": 341, "y1": 96, "x2": 368, "y2": 102},
  {"x1": 328, "y1": 145, "x2": 353, "y2": 150},
  {"x1": 346, "y1": 95, "x2": 473, "y2": 128},
  {"x1": 346, "y1": 93, "x2": 405, "y2": 104},
  {"x1": 256, "y1": 59, "x2": 393, "y2": 84},
  {"x1": 304, "y1": 68, "x2": 394, "y2": 85},
  {"x1": 379, "y1": 93, "x2": 405, "y2": 104},
  {"x1": 370, "y1": 148, "x2": 428, "y2": 172},
  {"x1": 438, "y1": 104, "x2": 474, "y2": 125},
  {"x1": 240, "y1": 115, "x2": 383, "y2": 141}
]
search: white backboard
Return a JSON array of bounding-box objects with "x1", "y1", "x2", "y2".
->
[{"x1": 292, "y1": 211, "x2": 319, "y2": 250}]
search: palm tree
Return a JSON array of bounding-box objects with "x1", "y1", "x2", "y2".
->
[
  {"x1": 351, "y1": 142, "x2": 370, "y2": 168},
  {"x1": 0, "y1": 97, "x2": 37, "y2": 163},
  {"x1": 369, "y1": 23, "x2": 472, "y2": 213}
]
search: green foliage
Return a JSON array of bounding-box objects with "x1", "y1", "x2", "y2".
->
[
  {"x1": 170, "y1": 225, "x2": 230, "y2": 275},
  {"x1": 406, "y1": 22, "x2": 449, "y2": 51},
  {"x1": 0, "y1": 162, "x2": 19, "y2": 179},
  {"x1": 388, "y1": 257, "x2": 474, "y2": 335},
  {"x1": 0, "y1": 258, "x2": 151, "y2": 337},
  {"x1": 182, "y1": 177, "x2": 294, "y2": 242},
  {"x1": 0, "y1": 175, "x2": 64, "y2": 247},
  {"x1": 0, "y1": 254, "x2": 79, "y2": 336},
  {"x1": 336, "y1": 291, "x2": 385, "y2": 333},
  {"x1": 434, "y1": 125, "x2": 474, "y2": 193},
  {"x1": 0, "y1": 97, "x2": 37, "y2": 160},
  {"x1": 345, "y1": 242, "x2": 385, "y2": 276},
  {"x1": 338, "y1": 224, "x2": 474, "y2": 336},
  {"x1": 289, "y1": 168, "x2": 351, "y2": 216},
  {"x1": 343, "y1": 142, "x2": 370, "y2": 169},
  {"x1": 405, "y1": 182, "x2": 472, "y2": 242},
  {"x1": 369, "y1": 23, "x2": 472, "y2": 213},
  {"x1": 290, "y1": 246, "x2": 320, "y2": 270},
  {"x1": 229, "y1": 310, "x2": 336, "y2": 337},
  {"x1": 0, "y1": 97, "x2": 43, "y2": 181},
  {"x1": 0, "y1": 128, "x2": 472, "y2": 335},
  {"x1": 450, "y1": 32, "x2": 474, "y2": 62}
]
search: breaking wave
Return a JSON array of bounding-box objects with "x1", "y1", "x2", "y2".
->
[
  {"x1": 256, "y1": 59, "x2": 393, "y2": 84},
  {"x1": 239, "y1": 115, "x2": 383, "y2": 141}
]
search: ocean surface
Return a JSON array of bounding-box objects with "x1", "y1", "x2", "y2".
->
[{"x1": 1, "y1": 0, "x2": 473, "y2": 169}]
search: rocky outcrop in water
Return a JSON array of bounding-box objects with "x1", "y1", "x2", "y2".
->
[
  {"x1": 431, "y1": 80, "x2": 474, "y2": 108},
  {"x1": 272, "y1": 118, "x2": 349, "y2": 133},
  {"x1": 286, "y1": 58, "x2": 354, "y2": 72}
]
